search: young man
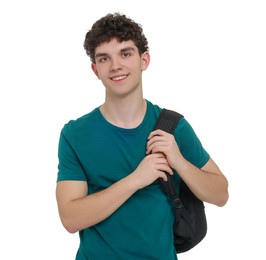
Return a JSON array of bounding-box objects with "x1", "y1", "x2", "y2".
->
[{"x1": 56, "y1": 13, "x2": 229, "y2": 260}]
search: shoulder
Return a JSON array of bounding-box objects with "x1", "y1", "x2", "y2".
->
[
  {"x1": 61, "y1": 107, "x2": 100, "y2": 137},
  {"x1": 174, "y1": 116, "x2": 197, "y2": 142},
  {"x1": 154, "y1": 107, "x2": 197, "y2": 144},
  {"x1": 173, "y1": 115, "x2": 210, "y2": 167}
]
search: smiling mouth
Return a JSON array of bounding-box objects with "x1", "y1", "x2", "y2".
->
[{"x1": 111, "y1": 74, "x2": 128, "y2": 81}]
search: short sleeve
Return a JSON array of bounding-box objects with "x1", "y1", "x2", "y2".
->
[
  {"x1": 175, "y1": 118, "x2": 210, "y2": 169},
  {"x1": 57, "y1": 124, "x2": 87, "y2": 182}
]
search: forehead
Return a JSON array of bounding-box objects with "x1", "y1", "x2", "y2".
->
[{"x1": 95, "y1": 38, "x2": 137, "y2": 55}]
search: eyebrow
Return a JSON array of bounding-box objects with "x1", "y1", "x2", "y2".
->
[{"x1": 95, "y1": 47, "x2": 136, "y2": 59}]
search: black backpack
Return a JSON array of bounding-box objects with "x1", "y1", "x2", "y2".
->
[{"x1": 152, "y1": 108, "x2": 207, "y2": 253}]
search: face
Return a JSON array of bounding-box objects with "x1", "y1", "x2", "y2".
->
[{"x1": 91, "y1": 38, "x2": 150, "y2": 97}]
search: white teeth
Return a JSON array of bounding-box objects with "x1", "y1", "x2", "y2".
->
[{"x1": 112, "y1": 75, "x2": 127, "y2": 81}]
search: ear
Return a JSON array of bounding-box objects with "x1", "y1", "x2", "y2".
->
[
  {"x1": 141, "y1": 51, "x2": 150, "y2": 71},
  {"x1": 91, "y1": 63, "x2": 100, "y2": 79}
]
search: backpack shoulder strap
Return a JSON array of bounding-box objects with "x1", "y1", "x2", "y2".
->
[
  {"x1": 152, "y1": 108, "x2": 184, "y2": 209},
  {"x1": 153, "y1": 108, "x2": 183, "y2": 133}
]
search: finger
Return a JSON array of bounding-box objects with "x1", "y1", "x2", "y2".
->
[
  {"x1": 146, "y1": 152, "x2": 166, "y2": 160},
  {"x1": 146, "y1": 142, "x2": 167, "y2": 155},
  {"x1": 146, "y1": 135, "x2": 164, "y2": 154},
  {"x1": 147, "y1": 129, "x2": 166, "y2": 140},
  {"x1": 157, "y1": 164, "x2": 173, "y2": 175},
  {"x1": 159, "y1": 172, "x2": 168, "y2": 182},
  {"x1": 146, "y1": 135, "x2": 164, "y2": 148},
  {"x1": 156, "y1": 157, "x2": 170, "y2": 165}
]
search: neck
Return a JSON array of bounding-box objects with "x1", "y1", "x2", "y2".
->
[{"x1": 100, "y1": 96, "x2": 147, "y2": 129}]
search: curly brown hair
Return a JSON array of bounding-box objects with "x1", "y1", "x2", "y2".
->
[{"x1": 83, "y1": 13, "x2": 149, "y2": 63}]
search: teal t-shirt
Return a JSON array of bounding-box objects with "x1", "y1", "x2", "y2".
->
[{"x1": 57, "y1": 100, "x2": 210, "y2": 260}]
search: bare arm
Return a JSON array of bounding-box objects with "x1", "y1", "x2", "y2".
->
[
  {"x1": 56, "y1": 153, "x2": 173, "y2": 233},
  {"x1": 56, "y1": 175, "x2": 138, "y2": 233},
  {"x1": 147, "y1": 129, "x2": 229, "y2": 207},
  {"x1": 172, "y1": 157, "x2": 229, "y2": 206}
]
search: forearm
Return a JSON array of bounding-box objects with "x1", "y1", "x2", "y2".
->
[
  {"x1": 146, "y1": 129, "x2": 229, "y2": 206},
  {"x1": 58, "y1": 174, "x2": 140, "y2": 233},
  {"x1": 57, "y1": 154, "x2": 176, "y2": 233},
  {"x1": 173, "y1": 157, "x2": 229, "y2": 207}
]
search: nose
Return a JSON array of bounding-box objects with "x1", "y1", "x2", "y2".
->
[{"x1": 110, "y1": 58, "x2": 122, "y2": 72}]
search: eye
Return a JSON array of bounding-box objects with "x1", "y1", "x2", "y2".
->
[
  {"x1": 122, "y1": 52, "x2": 132, "y2": 58},
  {"x1": 97, "y1": 56, "x2": 109, "y2": 63}
]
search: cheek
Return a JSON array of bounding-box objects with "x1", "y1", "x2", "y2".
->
[
  {"x1": 94, "y1": 66, "x2": 107, "y2": 79},
  {"x1": 128, "y1": 61, "x2": 143, "y2": 73}
]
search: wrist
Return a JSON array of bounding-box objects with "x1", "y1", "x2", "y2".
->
[{"x1": 122, "y1": 172, "x2": 142, "y2": 192}]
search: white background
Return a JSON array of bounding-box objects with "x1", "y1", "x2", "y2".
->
[{"x1": 1, "y1": 0, "x2": 265, "y2": 259}]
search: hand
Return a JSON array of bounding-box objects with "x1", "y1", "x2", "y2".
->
[
  {"x1": 146, "y1": 129, "x2": 181, "y2": 169},
  {"x1": 131, "y1": 153, "x2": 173, "y2": 189}
]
